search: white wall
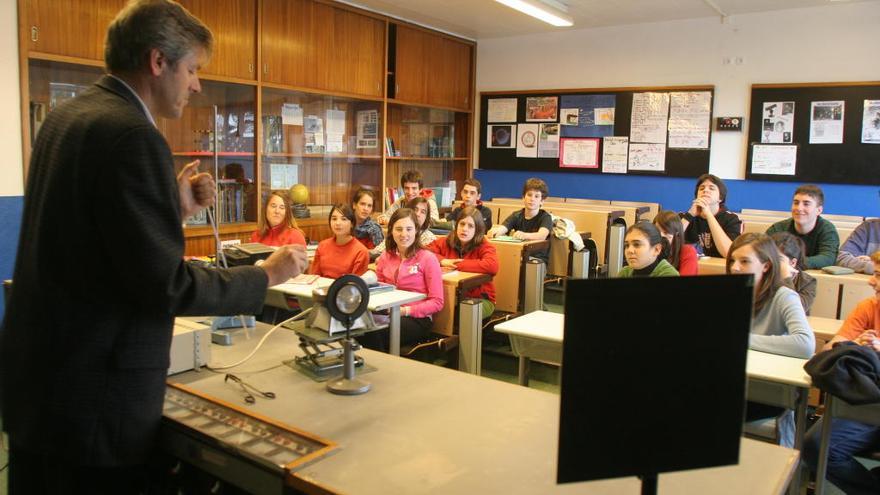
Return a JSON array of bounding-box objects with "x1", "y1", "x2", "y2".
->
[
  {"x1": 1, "y1": 0, "x2": 22, "y2": 197},
  {"x1": 476, "y1": 1, "x2": 880, "y2": 179}
]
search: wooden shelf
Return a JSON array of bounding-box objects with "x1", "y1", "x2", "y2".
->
[
  {"x1": 263, "y1": 153, "x2": 382, "y2": 159},
  {"x1": 387, "y1": 98, "x2": 472, "y2": 114},
  {"x1": 173, "y1": 151, "x2": 255, "y2": 157},
  {"x1": 184, "y1": 222, "x2": 257, "y2": 236},
  {"x1": 386, "y1": 156, "x2": 468, "y2": 161}
]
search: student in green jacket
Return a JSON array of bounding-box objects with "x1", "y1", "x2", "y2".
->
[
  {"x1": 618, "y1": 222, "x2": 680, "y2": 278},
  {"x1": 765, "y1": 184, "x2": 839, "y2": 269}
]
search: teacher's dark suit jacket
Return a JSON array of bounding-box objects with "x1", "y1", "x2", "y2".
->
[{"x1": 0, "y1": 75, "x2": 268, "y2": 466}]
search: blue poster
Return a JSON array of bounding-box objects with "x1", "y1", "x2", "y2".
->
[{"x1": 559, "y1": 95, "x2": 616, "y2": 138}]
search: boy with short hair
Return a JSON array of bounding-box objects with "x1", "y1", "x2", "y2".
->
[
  {"x1": 766, "y1": 184, "x2": 839, "y2": 269},
  {"x1": 447, "y1": 178, "x2": 493, "y2": 230},
  {"x1": 489, "y1": 177, "x2": 553, "y2": 262},
  {"x1": 680, "y1": 173, "x2": 741, "y2": 258},
  {"x1": 378, "y1": 169, "x2": 439, "y2": 225}
]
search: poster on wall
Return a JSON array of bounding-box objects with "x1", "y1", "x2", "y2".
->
[
  {"x1": 751, "y1": 144, "x2": 797, "y2": 175},
  {"x1": 628, "y1": 143, "x2": 666, "y2": 172},
  {"x1": 862, "y1": 99, "x2": 880, "y2": 144},
  {"x1": 487, "y1": 124, "x2": 516, "y2": 148},
  {"x1": 560, "y1": 108, "x2": 579, "y2": 125},
  {"x1": 630, "y1": 92, "x2": 670, "y2": 144},
  {"x1": 761, "y1": 101, "x2": 795, "y2": 143},
  {"x1": 525, "y1": 96, "x2": 558, "y2": 122},
  {"x1": 602, "y1": 137, "x2": 629, "y2": 174},
  {"x1": 517, "y1": 124, "x2": 540, "y2": 158},
  {"x1": 356, "y1": 110, "x2": 378, "y2": 148},
  {"x1": 668, "y1": 91, "x2": 712, "y2": 149},
  {"x1": 559, "y1": 94, "x2": 616, "y2": 138},
  {"x1": 487, "y1": 98, "x2": 518, "y2": 123},
  {"x1": 810, "y1": 101, "x2": 845, "y2": 144},
  {"x1": 538, "y1": 123, "x2": 560, "y2": 158},
  {"x1": 559, "y1": 138, "x2": 600, "y2": 168}
]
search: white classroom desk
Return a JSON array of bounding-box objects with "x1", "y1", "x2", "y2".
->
[
  {"x1": 268, "y1": 277, "x2": 425, "y2": 356},
  {"x1": 166, "y1": 322, "x2": 799, "y2": 495},
  {"x1": 494, "y1": 311, "x2": 812, "y2": 454},
  {"x1": 806, "y1": 315, "x2": 842, "y2": 343},
  {"x1": 696, "y1": 257, "x2": 874, "y2": 319}
]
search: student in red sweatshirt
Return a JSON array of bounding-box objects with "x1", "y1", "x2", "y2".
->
[
  {"x1": 375, "y1": 208, "x2": 444, "y2": 346},
  {"x1": 310, "y1": 204, "x2": 370, "y2": 279},
  {"x1": 428, "y1": 206, "x2": 499, "y2": 317}
]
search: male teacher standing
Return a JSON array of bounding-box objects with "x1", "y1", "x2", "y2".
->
[{"x1": 0, "y1": 1, "x2": 307, "y2": 493}]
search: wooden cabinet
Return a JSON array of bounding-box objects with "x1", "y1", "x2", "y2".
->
[
  {"x1": 26, "y1": 0, "x2": 126, "y2": 59},
  {"x1": 393, "y1": 24, "x2": 473, "y2": 110},
  {"x1": 262, "y1": 0, "x2": 385, "y2": 98},
  {"x1": 20, "y1": 0, "x2": 473, "y2": 254},
  {"x1": 179, "y1": 0, "x2": 257, "y2": 80}
]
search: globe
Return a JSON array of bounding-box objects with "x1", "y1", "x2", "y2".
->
[{"x1": 289, "y1": 184, "x2": 309, "y2": 205}]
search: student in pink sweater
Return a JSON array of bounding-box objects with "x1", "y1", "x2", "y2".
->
[
  {"x1": 376, "y1": 208, "x2": 444, "y2": 346},
  {"x1": 310, "y1": 204, "x2": 370, "y2": 279}
]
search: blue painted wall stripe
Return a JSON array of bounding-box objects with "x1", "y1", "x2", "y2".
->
[
  {"x1": 0, "y1": 195, "x2": 24, "y2": 321},
  {"x1": 474, "y1": 170, "x2": 880, "y2": 218}
]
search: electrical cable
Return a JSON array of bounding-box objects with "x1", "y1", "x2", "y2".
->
[{"x1": 206, "y1": 307, "x2": 313, "y2": 371}]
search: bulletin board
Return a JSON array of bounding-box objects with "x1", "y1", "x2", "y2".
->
[
  {"x1": 479, "y1": 86, "x2": 714, "y2": 178},
  {"x1": 745, "y1": 82, "x2": 880, "y2": 185}
]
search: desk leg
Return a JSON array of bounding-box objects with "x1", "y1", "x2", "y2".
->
[
  {"x1": 814, "y1": 395, "x2": 834, "y2": 495},
  {"x1": 389, "y1": 306, "x2": 401, "y2": 356},
  {"x1": 789, "y1": 389, "x2": 808, "y2": 495},
  {"x1": 518, "y1": 356, "x2": 530, "y2": 387}
]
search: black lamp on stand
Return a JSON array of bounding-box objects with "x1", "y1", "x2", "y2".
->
[{"x1": 324, "y1": 275, "x2": 371, "y2": 395}]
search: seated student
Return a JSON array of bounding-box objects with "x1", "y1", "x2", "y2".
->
[
  {"x1": 766, "y1": 184, "x2": 839, "y2": 269},
  {"x1": 250, "y1": 190, "x2": 306, "y2": 246},
  {"x1": 372, "y1": 196, "x2": 437, "y2": 258},
  {"x1": 680, "y1": 174, "x2": 741, "y2": 258},
  {"x1": 351, "y1": 188, "x2": 383, "y2": 250},
  {"x1": 836, "y1": 218, "x2": 880, "y2": 274},
  {"x1": 487, "y1": 177, "x2": 553, "y2": 263},
  {"x1": 653, "y1": 210, "x2": 698, "y2": 276},
  {"x1": 802, "y1": 251, "x2": 880, "y2": 494},
  {"x1": 375, "y1": 208, "x2": 444, "y2": 346},
  {"x1": 727, "y1": 233, "x2": 814, "y2": 448},
  {"x1": 427, "y1": 206, "x2": 499, "y2": 317},
  {"x1": 770, "y1": 232, "x2": 817, "y2": 314},
  {"x1": 309, "y1": 204, "x2": 370, "y2": 279},
  {"x1": 378, "y1": 169, "x2": 439, "y2": 226},
  {"x1": 442, "y1": 178, "x2": 493, "y2": 231},
  {"x1": 617, "y1": 222, "x2": 680, "y2": 277}
]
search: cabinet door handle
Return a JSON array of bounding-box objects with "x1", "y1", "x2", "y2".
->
[
  {"x1": 263, "y1": 64, "x2": 268, "y2": 74},
  {"x1": 248, "y1": 63, "x2": 254, "y2": 74},
  {"x1": 31, "y1": 26, "x2": 38, "y2": 42},
  {"x1": 395, "y1": 83, "x2": 399, "y2": 96}
]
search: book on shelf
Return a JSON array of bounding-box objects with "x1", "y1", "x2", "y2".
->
[
  {"x1": 385, "y1": 137, "x2": 399, "y2": 157},
  {"x1": 217, "y1": 179, "x2": 245, "y2": 223},
  {"x1": 386, "y1": 187, "x2": 401, "y2": 209},
  {"x1": 432, "y1": 180, "x2": 457, "y2": 208}
]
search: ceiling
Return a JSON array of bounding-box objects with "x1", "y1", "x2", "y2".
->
[{"x1": 340, "y1": 0, "x2": 871, "y2": 40}]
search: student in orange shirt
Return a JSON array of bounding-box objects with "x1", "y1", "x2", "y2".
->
[
  {"x1": 428, "y1": 206, "x2": 499, "y2": 317},
  {"x1": 310, "y1": 204, "x2": 370, "y2": 279},
  {"x1": 251, "y1": 190, "x2": 306, "y2": 247}
]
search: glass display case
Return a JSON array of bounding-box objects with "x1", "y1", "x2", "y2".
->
[{"x1": 260, "y1": 88, "x2": 383, "y2": 209}]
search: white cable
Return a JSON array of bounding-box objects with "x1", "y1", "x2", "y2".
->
[{"x1": 207, "y1": 307, "x2": 313, "y2": 371}]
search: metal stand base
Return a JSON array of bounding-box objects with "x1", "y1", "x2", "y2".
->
[{"x1": 326, "y1": 338, "x2": 371, "y2": 395}]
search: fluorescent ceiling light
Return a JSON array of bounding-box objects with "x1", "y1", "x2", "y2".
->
[{"x1": 495, "y1": 0, "x2": 574, "y2": 27}]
